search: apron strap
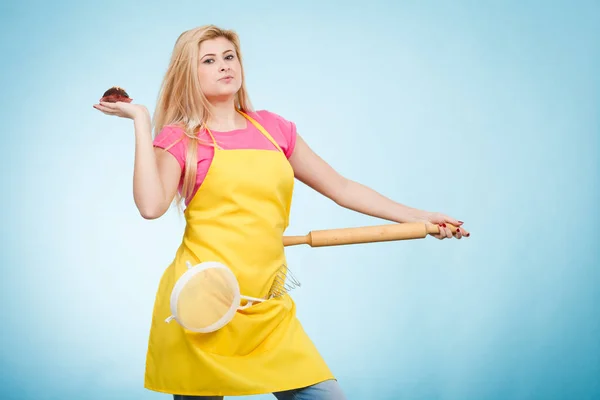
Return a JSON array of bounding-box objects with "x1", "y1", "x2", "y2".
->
[
  {"x1": 202, "y1": 124, "x2": 219, "y2": 148},
  {"x1": 238, "y1": 110, "x2": 285, "y2": 154}
]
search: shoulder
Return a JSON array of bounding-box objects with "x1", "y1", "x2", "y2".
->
[
  {"x1": 248, "y1": 109, "x2": 297, "y2": 138},
  {"x1": 153, "y1": 124, "x2": 189, "y2": 169},
  {"x1": 250, "y1": 110, "x2": 294, "y2": 127},
  {"x1": 248, "y1": 109, "x2": 298, "y2": 158},
  {"x1": 153, "y1": 124, "x2": 187, "y2": 147}
]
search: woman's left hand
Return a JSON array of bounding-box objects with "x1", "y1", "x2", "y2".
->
[{"x1": 421, "y1": 212, "x2": 469, "y2": 240}]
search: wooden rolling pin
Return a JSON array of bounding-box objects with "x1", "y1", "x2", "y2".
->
[{"x1": 282, "y1": 222, "x2": 468, "y2": 247}]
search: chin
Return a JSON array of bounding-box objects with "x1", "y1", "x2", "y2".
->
[
  {"x1": 206, "y1": 87, "x2": 241, "y2": 100},
  {"x1": 206, "y1": 91, "x2": 239, "y2": 102}
]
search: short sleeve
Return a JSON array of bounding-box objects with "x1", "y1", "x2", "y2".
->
[
  {"x1": 153, "y1": 125, "x2": 186, "y2": 170},
  {"x1": 256, "y1": 110, "x2": 297, "y2": 158}
]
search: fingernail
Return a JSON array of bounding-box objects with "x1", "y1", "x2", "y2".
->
[
  {"x1": 458, "y1": 221, "x2": 464, "y2": 224},
  {"x1": 466, "y1": 233, "x2": 470, "y2": 237},
  {"x1": 457, "y1": 228, "x2": 461, "y2": 233}
]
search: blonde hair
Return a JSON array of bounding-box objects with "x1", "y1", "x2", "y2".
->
[{"x1": 152, "y1": 25, "x2": 253, "y2": 206}]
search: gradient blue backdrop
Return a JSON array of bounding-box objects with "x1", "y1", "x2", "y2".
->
[{"x1": 1, "y1": 0, "x2": 598, "y2": 399}]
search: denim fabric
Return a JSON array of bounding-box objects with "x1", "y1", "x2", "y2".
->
[{"x1": 173, "y1": 379, "x2": 346, "y2": 400}]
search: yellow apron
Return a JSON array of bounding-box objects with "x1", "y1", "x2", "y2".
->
[{"x1": 144, "y1": 111, "x2": 335, "y2": 397}]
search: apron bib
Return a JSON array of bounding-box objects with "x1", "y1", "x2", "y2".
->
[{"x1": 144, "y1": 111, "x2": 335, "y2": 397}]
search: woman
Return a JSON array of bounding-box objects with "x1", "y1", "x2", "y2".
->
[{"x1": 93, "y1": 24, "x2": 466, "y2": 400}]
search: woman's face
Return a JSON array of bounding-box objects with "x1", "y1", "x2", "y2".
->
[{"x1": 198, "y1": 37, "x2": 242, "y2": 101}]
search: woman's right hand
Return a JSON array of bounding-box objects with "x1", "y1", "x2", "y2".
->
[{"x1": 93, "y1": 101, "x2": 149, "y2": 121}]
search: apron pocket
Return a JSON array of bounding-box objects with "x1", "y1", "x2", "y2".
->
[{"x1": 186, "y1": 295, "x2": 292, "y2": 357}]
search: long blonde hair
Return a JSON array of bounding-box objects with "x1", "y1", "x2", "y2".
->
[{"x1": 152, "y1": 25, "x2": 253, "y2": 206}]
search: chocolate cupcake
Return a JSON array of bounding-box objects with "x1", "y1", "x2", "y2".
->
[{"x1": 100, "y1": 86, "x2": 133, "y2": 103}]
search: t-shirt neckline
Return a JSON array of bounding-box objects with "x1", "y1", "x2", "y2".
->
[{"x1": 209, "y1": 119, "x2": 250, "y2": 135}]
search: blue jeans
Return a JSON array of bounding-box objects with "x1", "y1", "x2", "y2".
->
[{"x1": 173, "y1": 379, "x2": 346, "y2": 400}]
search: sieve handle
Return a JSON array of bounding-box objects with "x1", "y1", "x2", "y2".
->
[
  {"x1": 238, "y1": 295, "x2": 267, "y2": 310},
  {"x1": 282, "y1": 222, "x2": 468, "y2": 247}
]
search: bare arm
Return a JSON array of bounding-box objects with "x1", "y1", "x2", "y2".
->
[
  {"x1": 288, "y1": 134, "x2": 465, "y2": 238},
  {"x1": 94, "y1": 102, "x2": 181, "y2": 219},
  {"x1": 131, "y1": 113, "x2": 181, "y2": 219}
]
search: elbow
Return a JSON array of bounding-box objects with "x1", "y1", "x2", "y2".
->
[
  {"x1": 330, "y1": 178, "x2": 351, "y2": 207},
  {"x1": 140, "y1": 212, "x2": 162, "y2": 220},
  {"x1": 138, "y1": 204, "x2": 167, "y2": 220}
]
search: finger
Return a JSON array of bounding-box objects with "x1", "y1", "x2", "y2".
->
[
  {"x1": 99, "y1": 101, "x2": 120, "y2": 110},
  {"x1": 444, "y1": 226, "x2": 453, "y2": 238},
  {"x1": 457, "y1": 226, "x2": 470, "y2": 237},
  {"x1": 93, "y1": 104, "x2": 118, "y2": 115},
  {"x1": 443, "y1": 218, "x2": 469, "y2": 237},
  {"x1": 454, "y1": 227, "x2": 463, "y2": 239},
  {"x1": 437, "y1": 225, "x2": 450, "y2": 239},
  {"x1": 93, "y1": 103, "x2": 112, "y2": 112},
  {"x1": 439, "y1": 223, "x2": 451, "y2": 239},
  {"x1": 437, "y1": 224, "x2": 447, "y2": 239},
  {"x1": 445, "y1": 218, "x2": 463, "y2": 228}
]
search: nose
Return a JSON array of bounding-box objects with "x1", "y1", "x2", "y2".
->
[{"x1": 219, "y1": 61, "x2": 230, "y2": 72}]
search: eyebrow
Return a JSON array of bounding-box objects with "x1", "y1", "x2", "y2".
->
[{"x1": 200, "y1": 49, "x2": 234, "y2": 59}]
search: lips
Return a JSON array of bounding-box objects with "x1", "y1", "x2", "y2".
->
[{"x1": 219, "y1": 75, "x2": 233, "y2": 81}]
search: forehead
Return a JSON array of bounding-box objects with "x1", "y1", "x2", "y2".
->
[{"x1": 199, "y1": 37, "x2": 235, "y2": 55}]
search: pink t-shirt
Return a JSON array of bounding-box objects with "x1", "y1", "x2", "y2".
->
[{"x1": 153, "y1": 110, "x2": 297, "y2": 205}]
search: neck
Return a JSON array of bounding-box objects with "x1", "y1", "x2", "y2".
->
[{"x1": 206, "y1": 98, "x2": 244, "y2": 131}]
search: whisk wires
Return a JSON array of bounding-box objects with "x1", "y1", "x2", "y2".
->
[{"x1": 268, "y1": 264, "x2": 301, "y2": 299}]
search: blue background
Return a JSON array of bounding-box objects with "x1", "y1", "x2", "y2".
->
[{"x1": 1, "y1": 0, "x2": 598, "y2": 399}]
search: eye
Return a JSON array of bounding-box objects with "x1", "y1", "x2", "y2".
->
[
  {"x1": 203, "y1": 58, "x2": 214, "y2": 64},
  {"x1": 225, "y1": 54, "x2": 235, "y2": 60}
]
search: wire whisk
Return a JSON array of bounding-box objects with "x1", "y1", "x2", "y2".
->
[{"x1": 268, "y1": 264, "x2": 301, "y2": 299}]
